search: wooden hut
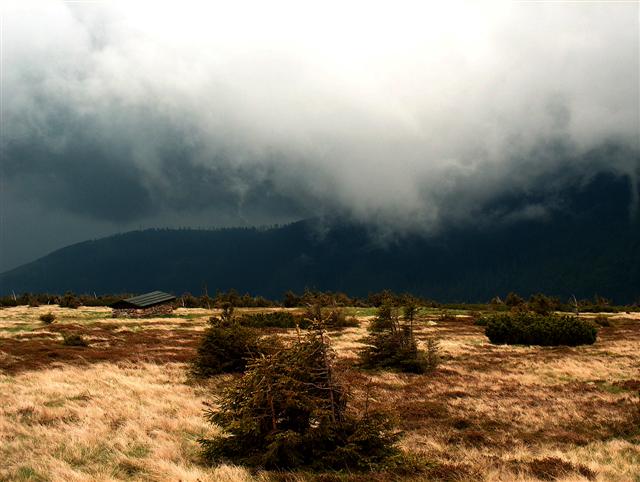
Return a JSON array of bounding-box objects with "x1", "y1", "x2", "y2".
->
[{"x1": 111, "y1": 291, "x2": 176, "y2": 318}]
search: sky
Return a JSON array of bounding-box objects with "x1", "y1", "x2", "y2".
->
[{"x1": 1, "y1": 0, "x2": 639, "y2": 271}]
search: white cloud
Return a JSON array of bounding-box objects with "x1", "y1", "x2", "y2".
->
[{"x1": 2, "y1": 0, "x2": 639, "y2": 235}]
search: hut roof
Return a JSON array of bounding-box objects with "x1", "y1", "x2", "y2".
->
[{"x1": 111, "y1": 291, "x2": 176, "y2": 309}]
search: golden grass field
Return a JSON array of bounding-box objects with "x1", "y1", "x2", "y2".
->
[{"x1": 0, "y1": 305, "x2": 638, "y2": 481}]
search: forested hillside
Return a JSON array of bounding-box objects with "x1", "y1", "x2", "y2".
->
[{"x1": 2, "y1": 173, "x2": 638, "y2": 303}]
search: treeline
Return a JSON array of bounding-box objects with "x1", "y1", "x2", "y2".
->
[
  {"x1": 1, "y1": 288, "x2": 638, "y2": 312},
  {"x1": 0, "y1": 289, "x2": 422, "y2": 309},
  {"x1": 0, "y1": 292, "x2": 127, "y2": 308},
  {"x1": 157, "y1": 289, "x2": 444, "y2": 309},
  {"x1": 486, "y1": 292, "x2": 638, "y2": 314}
]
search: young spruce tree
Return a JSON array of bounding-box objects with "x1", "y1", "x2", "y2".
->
[
  {"x1": 191, "y1": 303, "x2": 265, "y2": 377},
  {"x1": 360, "y1": 302, "x2": 439, "y2": 374},
  {"x1": 199, "y1": 329, "x2": 401, "y2": 470}
]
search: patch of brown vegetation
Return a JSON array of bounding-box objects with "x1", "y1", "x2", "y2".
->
[
  {"x1": 522, "y1": 456, "x2": 596, "y2": 480},
  {"x1": 612, "y1": 379, "x2": 640, "y2": 391},
  {"x1": 0, "y1": 324, "x2": 201, "y2": 374},
  {"x1": 421, "y1": 462, "x2": 479, "y2": 481}
]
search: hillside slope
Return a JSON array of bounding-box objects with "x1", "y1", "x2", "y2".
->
[{"x1": 1, "y1": 173, "x2": 638, "y2": 303}]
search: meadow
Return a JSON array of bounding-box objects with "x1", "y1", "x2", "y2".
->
[{"x1": 0, "y1": 305, "x2": 638, "y2": 481}]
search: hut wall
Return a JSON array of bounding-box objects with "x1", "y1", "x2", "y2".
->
[{"x1": 112, "y1": 303, "x2": 175, "y2": 318}]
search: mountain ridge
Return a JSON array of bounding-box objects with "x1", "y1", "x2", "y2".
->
[{"x1": 2, "y1": 173, "x2": 638, "y2": 303}]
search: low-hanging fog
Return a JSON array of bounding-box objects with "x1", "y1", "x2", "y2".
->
[{"x1": 1, "y1": 1, "x2": 638, "y2": 270}]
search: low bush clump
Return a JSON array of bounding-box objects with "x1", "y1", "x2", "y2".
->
[
  {"x1": 437, "y1": 310, "x2": 457, "y2": 322},
  {"x1": 238, "y1": 311, "x2": 310, "y2": 329},
  {"x1": 324, "y1": 308, "x2": 359, "y2": 328},
  {"x1": 360, "y1": 328, "x2": 439, "y2": 374},
  {"x1": 368, "y1": 304, "x2": 396, "y2": 332},
  {"x1": 192, "y1": 304, "x2": 272, "y2": 377},
  {"x1": 360, "y1": 304, "x2": 438, "y2": 374},
  {"x1": 59, "y1": 292, "x2": 81, "y2": 309},
  {"x1": 62, "y1": 333, "x2": 88, "y2": 347},
  {"x1": 484, "y1": 312, "x2": 597, "y2": 346},
  {"x1": 474, "y1": 317, "x2": 487, "y2": 326},
  {"x1": 527, "y1": 293, "x2": 561, "y2": 315},
  {"x1": 592, "y1": 315, "x2": 611, "y2": 327},
  {"x1": 303, "y1": 302, "x2": 359, "y2": 329},
  {"x1": 200, "y1": 330, "x2": 402, "y2": 470},
  {"x1": 504, "y1": 292, "x2": 525, "y2": 308},
  {"x1": 39, "y1": 312, "x2": 56, "y2": 324}
]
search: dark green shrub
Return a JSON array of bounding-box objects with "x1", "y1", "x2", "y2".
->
[
  {"x1": 59, "y1": 292, "x2": 81, "y2": 309},
  {"x1": 527, "y1": 293, "x2": 561, "y2": 315},
  {"x1": 577, "y1": 295, "x2": 616, "y2": 313},
  {"x1": 468, "y1": 311, "x2": 482, "y2": 323},
  {"x1": 424, "y1": 338, "x2": 440, "y2": 372},
  {"x1": 192, "y1": 304, "x2": 271, "y2": 377},
  {"x1": 302, "y1": 303, "x2": 359, "y2": 329},
  {"x1": 484, "y1": 312, "x2": 597, "y2": 346},
  {"x1": 505, "y1": 292, "x2": 525, "y2": 307},
  {"x1": 283, "y1": 290, "x2": 302, "y2": 307},
  {"x1": 79, "y1": 293, "x2": 131, "y2": 307},
  {"x1": 213, "y1": 291, "x2": 274, "y2": 308},
  {"x1": 62, "y1": 333, "x2": 88, "y2": 347},
  {"x1": 365, "y1": 289, "x2": 433, "y2": 308},
  {"x1": 238, "y1": 311, "x2": 310, "y2": 329},
  {"x1": 403, "y1": 303, "x2": 418, "y2": 325},
  {"x1": 360, "y1": 328, "x2": 438, "y2": 374},
  {"x1": 296, "y1": 290, "x2": 360, "y2": 330},
  {"x1": 474, "y1": 317, "x2": 487, "y2": 326},
  {"x1": 0, "y1": 297, "x2": 18, "y2": 307},
  {"x1": 368, "y1": 304, "x2": 396, "y2": 332},
  {"x1": 39, "y1": 312, "x2": 56, "y2": 324},
  {"x1": 437, "y1": 310, "x2": 457, "y2": 322},
  {"x1": 199, "y1": 330, "x2": 401, "y2": 470},
  {"x1": 360, "y1": 306, "x2": 439, "y2": 374},
  {"x1": 324, "y1": 308, "x2": 359, "y2": 328},
  {"x1": 592, "y1": 315, "x2": 611, "y2": 327},
  {"x1": 192, "y1": 324, "x2": 261, "y2": 377},
  {"x1": 181, "y1": 292, "x2": 201, "y2": 308}
]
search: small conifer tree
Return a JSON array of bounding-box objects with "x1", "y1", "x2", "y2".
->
[
  {"x1": 200, "y1": 329, "x2": 401, "y2": 470},
  {"x1": 39, "y1": 312, "x2": 56, "y2": 324},
  {"x1": 59, "y1": 292, "x2": 81, "y2": 309},
  {"x1": 303, "y1": 298, "x2": 358, "y2": 330},
  {"x1": 191, "y1": 303, "x2": 267, "y2": 377},
  {"x1": 505, "y1": 292, "x2": 525, "y2": 308},
  {"x1": 368, "y1": 303, "x2": 397, "y2": 332},
  {"x1": 360, "y1": 304, "x2": 438, "y2": 374},
  {"x1": 403, "y1": 302, "x2": 418, "y2": 330}
]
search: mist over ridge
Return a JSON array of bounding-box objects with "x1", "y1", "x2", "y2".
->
[
  {"x1": 1, "y1": 171, "x2": 638, "y2": 303},
  {"x1": 2, "y1": 1, "x2": 638, "y2": 270}
]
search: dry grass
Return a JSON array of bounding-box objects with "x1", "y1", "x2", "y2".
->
[
  {"x1": 0, "y1": 363, "x2": 257, "y2": 481},
  {"x1": 0, "y1": 305, "x2": 638, "y2": 481}
]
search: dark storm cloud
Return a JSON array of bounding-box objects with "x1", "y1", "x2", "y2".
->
[
  {"x1": 3, "y1": 91, "x2": 309, "y2": 223},
  {"x1": 1, "y1": 1, "x2": 639, "y2": 269}
]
